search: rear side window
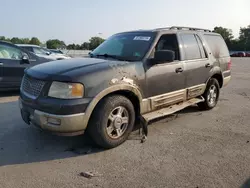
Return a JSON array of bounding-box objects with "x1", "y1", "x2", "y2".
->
[
  {"x1": 204, "y1": 34, "x2": 229, "y2": 58},
  {"x1": 180, "y1": 33, "x2": 202, "y2": 60}
]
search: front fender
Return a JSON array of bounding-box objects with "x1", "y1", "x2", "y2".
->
[{"x1": 81, "y1": 83, "x2": 143, "y2": 130}]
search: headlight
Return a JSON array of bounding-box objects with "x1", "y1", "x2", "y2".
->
[{"x1": 48, "y1": 81, "x2": 84, "y2": 99}]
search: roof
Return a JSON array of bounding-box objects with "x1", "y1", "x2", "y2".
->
[
  {"x1": 16, "y1": 44, "x2": 40, "y2": 47},
  {"x1": 118, "y1": 26, "x2": 213, "y2": 34}
]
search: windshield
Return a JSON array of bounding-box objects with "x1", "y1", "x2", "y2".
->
[{"x1": 91, "y1": 32, "x2": 155, "y2": 61}]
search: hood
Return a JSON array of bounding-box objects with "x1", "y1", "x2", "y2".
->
[{"x1": 26, "y1": 57, "x2": 123, "y2": 81}]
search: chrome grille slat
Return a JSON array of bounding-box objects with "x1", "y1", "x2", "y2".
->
[{"x1": 21, "y1": 74, "x2": 45, "y2": 98}]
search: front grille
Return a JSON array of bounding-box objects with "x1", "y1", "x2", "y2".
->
[{"x1": 21, "y1": 74, "x2": 46, "y2": 98}]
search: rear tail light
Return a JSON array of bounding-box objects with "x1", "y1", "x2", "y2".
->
[{"x1": 227, "y1": 59, "x2": 232, "y2": 70}]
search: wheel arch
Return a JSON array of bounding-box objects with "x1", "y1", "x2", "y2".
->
[
  {"x1": 83, "y1": 84, "x2": 143, "y2": 129},
  {"x1": 211, "y1": 73, "x2": 223, "y2": 88},
  {"x1": 207, "y1": 68, "x2": 223, "y2": 88}
]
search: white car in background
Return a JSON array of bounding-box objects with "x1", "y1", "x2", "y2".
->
[{"x1": 17, "y1": 44, "x2": 71, "y2": 60}]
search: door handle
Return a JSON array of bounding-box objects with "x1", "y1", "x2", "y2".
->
[
  {"x1": 205, "y1": 63, "x2": 211, "y2": 68},
  {"x1": 175, "y1": 67, "x2": 183, "y2": 73}
]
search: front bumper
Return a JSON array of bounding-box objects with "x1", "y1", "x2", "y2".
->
[{"x1": 19, "y1": 98, "x2": 88, "y2": 136}]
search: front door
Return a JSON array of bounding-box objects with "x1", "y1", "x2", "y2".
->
[
  {"x1": 145, "y1": 34, "x2": 186, "y2": 109},
  {"x1": 0, "y1": 43, "x2": 30, "y2": 89}
]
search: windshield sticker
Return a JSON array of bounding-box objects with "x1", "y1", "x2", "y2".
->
[{"x1": 133, "y1": 36, "x2": 151, "y2": 41}]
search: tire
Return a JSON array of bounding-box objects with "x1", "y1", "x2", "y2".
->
[
  {"x1": 198, "y1": 78, "x2": 220, "y2": 110},
  {"x1": 88, "y1": 95, "x2": 135, "y2": 149}
]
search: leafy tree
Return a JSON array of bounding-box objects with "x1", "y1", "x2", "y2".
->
[
  {"x1": 81, "y1": 42, "x2": 90, "y2": 50},
  {"x1": 213, "y1": 26, "x2": 234, "y2": 48},
  {"x1": 29, "y1": 37, "x2": 41, "y2": 45},
  {"x1": 0, "y1": 36, "x2": 6, "y2": 41},
  {"x1": 10, "y1": 37, "x2": 23, "y2": 44},
  {"x1": 46, "y1": 39, "x2": 66, "y2": 49},
  {"x1": 22, "y1": 38, "x2": 30, "y2": 44},
  {"x1": 239, "y1": 25, "x2": 250, "y2": 41},
  {"x1": 75, "y1": 44, "x2": 81, "y2": 50},
  {"x1": 67, "y1": 44, "x2": 76, "y2": 50},
  {"x1": 0, "y1": 36, "x2": 11, "y2": 42},
  {"x1": 239, "y1": 25, "x2": 250, "y2": 51},
  {"x1": 89, "y1": 37, "x2": 105, "y2": 50}
]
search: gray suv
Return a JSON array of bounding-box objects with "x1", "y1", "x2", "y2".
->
[{"x1": 19, "y1": 26, "x2": 231, "y2": 148}]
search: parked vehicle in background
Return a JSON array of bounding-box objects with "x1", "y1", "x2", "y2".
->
[
  {"x1": 17, "y1": 44, "x2": 71, "y2": 60},
  {"x1": 0, "y1": 41, "x2": 51, "y2": 90},
  {"x1": 49, "y1": 49, "x2": 65, "y2": 54},
  {"x1": 19, "y1": 26, "x2": 231, "y2": 148},
  {"x1": 245, "y1": 52, "x2": 250, "y2": 57},
  {"x1": 230, "y1": 51, "x2": 246, "y2": 57}
]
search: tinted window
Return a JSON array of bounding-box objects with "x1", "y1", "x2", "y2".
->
[
  {"x1": 0, "y1": 44, "x2": 22, "y2": 60},
  {"x1": 181, "y1": 33, "x2": 201, "y2": 60},
  {"x1": 195, "y1": 35, "x2": 207, "y2": 58},
  {"x1": 92, "y1": 32, "x2": 155, "y2": 61},
  {"x1": 204, "y1": 34, "x2": 229, "y2": 58},
  {"x1": 21, "y1": 46, "x2": 33, "y2": 52}
]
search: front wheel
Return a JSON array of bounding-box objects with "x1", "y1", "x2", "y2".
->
[
  {"x1": 88, "y1": 95, "x2": 135, "y2": 149},
  {"x1": 198, "y1": 78, "x2": 220, "y2": 110}
]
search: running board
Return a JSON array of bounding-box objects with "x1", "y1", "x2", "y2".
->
[{"x1": 142, "y1": 97, "x2": 204, "y2": 122}]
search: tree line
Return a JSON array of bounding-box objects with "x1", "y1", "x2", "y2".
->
[
  {"x1": 1, "y1": 25, "x2": 249, "y2": 51},
  {"x1": 0, "y1": 36, "x2": 105, "y2": 51},
  {"x1": 212, "y1": 25, "x2": 250, "y2": 51}
]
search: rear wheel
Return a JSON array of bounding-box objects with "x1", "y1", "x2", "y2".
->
[
  {"x1": 198, "y1": 78, "x2": 220, "y2": 110},
  {"x1": 88, "y1": 95, "x2": 135, "y2": 149}
]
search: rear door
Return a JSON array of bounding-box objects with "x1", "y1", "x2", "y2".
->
[
  {"x1": 179, "y1": 33, "x2": 211, "y2": 99},
  {"x1": 0, "y1": 43, "x2": 31, "y2": 89}
]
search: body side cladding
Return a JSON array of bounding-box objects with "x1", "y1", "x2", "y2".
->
[{"x1": 141, "y1": 84, "x2": 206, "y2": 114}]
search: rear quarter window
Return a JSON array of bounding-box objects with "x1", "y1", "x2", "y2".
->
[{"x1": 204, "y1": 34, "x2": 229, "y2": 58}]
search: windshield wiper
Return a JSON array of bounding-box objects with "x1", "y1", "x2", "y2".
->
[
  {"x1": 92, "y1": 53, "x2": 132, "y2": 61},
  {"x1": 89, "y1": 53, "x2": 133, "y2": 61},
  {"x1": 96, "y1": 53, "x2": 119, "y2": 58}
]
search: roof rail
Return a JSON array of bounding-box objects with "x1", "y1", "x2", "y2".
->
[
  {"x1": 170, "y1": 26, "x2": 211, "y2": 32},
  {"x1": 153, "y1": 27, "x2": 171, "y2": 31}
]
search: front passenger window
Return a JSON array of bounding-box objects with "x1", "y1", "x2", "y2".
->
[
  {"x1": 154, "y1": 34, "x2": 180, "y2": 60},
  {"x1": 0, "y1": 44, "x2": 22, "y2": 60}
]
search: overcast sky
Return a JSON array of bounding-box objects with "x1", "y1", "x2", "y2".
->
[{"x1": 1, "y1": 0, "x2": 249, "y2": 44}]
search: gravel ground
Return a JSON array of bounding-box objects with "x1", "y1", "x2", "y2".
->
[{"x1": 0, "y1": 58, "x2": 250, "y2": 188}]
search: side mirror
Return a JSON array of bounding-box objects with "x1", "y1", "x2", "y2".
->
[
  {"x1": 21, "y1": 54, "x2": 30, "y2": 64},
  {"x1": 154, "y1": 50, "x2": 175, "y2": 64}
]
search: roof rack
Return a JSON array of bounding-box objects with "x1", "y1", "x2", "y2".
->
[
  {"x1": 153, "y1": 26, "x2": 211, "y2": 32},
  {"x1": 170, "y1": 26, "x2": 211, "y2": 32}
]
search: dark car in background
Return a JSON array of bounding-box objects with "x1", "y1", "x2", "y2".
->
[
  {"x1": 230, "y1": 51, "x2": 248, "y2": 57},
  {"x1": 0, "y1": 41, "x2": 51, "y2": 90}
]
